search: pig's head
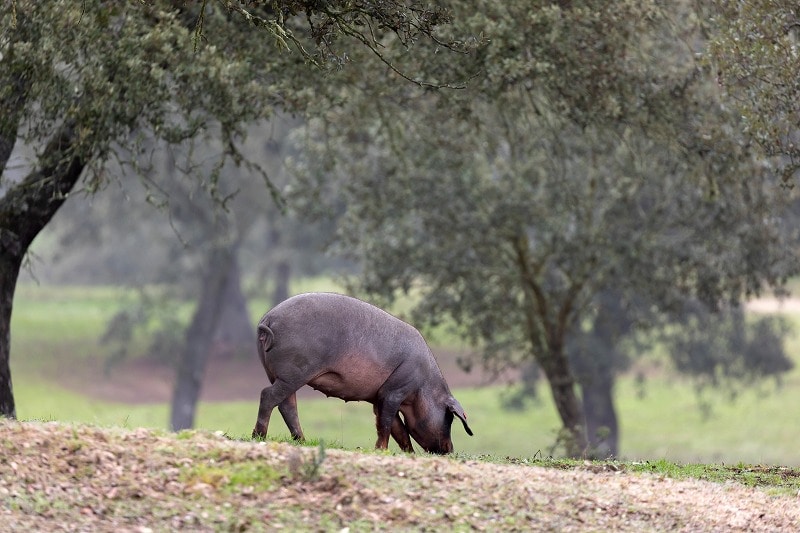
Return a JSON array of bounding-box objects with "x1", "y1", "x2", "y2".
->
[{"x1": 402, "y1": 394, "x2": 474, "y2": 454}]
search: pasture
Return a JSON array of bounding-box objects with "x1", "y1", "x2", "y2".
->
[{"x1": 9, "y1": 283, "x2": 800, "y2": 465}]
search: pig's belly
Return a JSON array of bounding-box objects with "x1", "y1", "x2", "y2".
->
[{"x1": 307, "y1": 355, "x2": 393, "y2": 402}]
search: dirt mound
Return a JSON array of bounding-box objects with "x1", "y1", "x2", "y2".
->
[{"x1": 1, "y1": 420, "x2": 798, "y2": 531}]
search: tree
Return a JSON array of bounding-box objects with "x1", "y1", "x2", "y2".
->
[
  {"x1": 291, "y1": 0, "x2": 797, "y2": 457},
  {"x1": 709, "y1": 0, "x2": 800, "y2": 185},
  {"x1": 161, "y1": 120, "x2": 337, "y2": 431},
  {"x1": 0, "y1": 1, "x2": 455, "y2": 418},
  {"x1": 144, "y1": 148, "x2": 258, "y2": 432},
  {"x1": 31, "y1": 116, "x2": 344, "y2": 430},
  {"x1": 566, "y1": 292, "x2": 793, "y2": 456}
]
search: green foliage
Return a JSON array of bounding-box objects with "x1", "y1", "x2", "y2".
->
[
  {"x1": 708, "y1": 0, "x2": 800, "y2": 184},
  {"x1": 666, "y1": 308, "x2": 794, "y2": 393},
  {"x1": 2, "y1": 2, "x2": 285, "y2": 186},
  {"x1": 203, "y1": 0, "x2": 461, "y2": 77}
]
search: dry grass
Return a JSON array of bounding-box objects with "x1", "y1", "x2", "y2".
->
[{"x1": 1, "y1": 420, "x2": 799, "y2": 531}]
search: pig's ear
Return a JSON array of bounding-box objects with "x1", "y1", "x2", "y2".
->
[{"x1": 447, "y1": 398, "x2": 474, "y2": 436}]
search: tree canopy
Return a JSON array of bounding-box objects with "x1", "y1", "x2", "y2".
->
[
  {"x1": 290, "y1": 0, "x2": 798, "y2": 456},
  {"x1": 710, "y1": 0, "x2": 800, "y2": 185}
]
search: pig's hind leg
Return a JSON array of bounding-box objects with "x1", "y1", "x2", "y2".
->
[
  {"x1": 253, "y1": 378, "x2": 300, "y2": 439},
  {"x1": 278, "y1": 392, "x2": 304, "y2": 441}
]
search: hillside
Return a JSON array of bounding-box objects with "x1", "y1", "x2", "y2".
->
[{"x1": 1, "y1": 420, "x2": 798, "y2": 531}]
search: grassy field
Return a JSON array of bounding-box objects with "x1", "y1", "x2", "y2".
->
[
  {"x1": 15, "y1": 373, "x2": 800, "y2": 466},
  {"x1": 9, "y1": 282, "x2": 800, "y2": 466}
]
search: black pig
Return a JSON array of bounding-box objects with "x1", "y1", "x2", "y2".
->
[{"x1": 252, "y1": 292, "x2": 473, "y2": 454}]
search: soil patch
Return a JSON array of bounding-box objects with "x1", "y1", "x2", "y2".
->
[{"x1": 54, "y1": 344, "x2": 515, "y2": 405}]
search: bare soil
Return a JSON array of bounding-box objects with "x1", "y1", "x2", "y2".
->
[
  {"x1": 53, "y1": 343, "x2": 508, "y2": 405},
  {"x1": 1, "y1": 420, "x2": 798, "y2": 532}
]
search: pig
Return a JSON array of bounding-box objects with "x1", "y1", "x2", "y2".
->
[{"x1": 252, "y1": 292, "x2": 473, "y2": 454}]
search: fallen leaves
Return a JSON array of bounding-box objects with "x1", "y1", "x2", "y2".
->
[{"x1": 1, "y1": 419, "x2": 799, "y2": 531}]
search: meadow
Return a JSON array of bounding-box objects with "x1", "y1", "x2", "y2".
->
[{"x1": 9, "y1": 282, "x2": 800, "y2": 466}]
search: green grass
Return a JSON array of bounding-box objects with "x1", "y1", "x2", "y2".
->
[
  {"x1": 616, "y1": 375, "x2": 800, "y2": 465},
  {"x1": 12, "y1": 284, "x2": 136, "y2": 344},
  {"x1": 496, "y1": 456, "x2": 800, "y2": 496},
  {"x1": 180, "y1": 461, "x2": 284, "y2": 494},
  {"x1": 15, "y1": 372, "x2": 800, "y2": 466},
  {"x1": 628, "y1": 459, "x2": 800, "y2": 494},
  {"x1": 15, "y1": 380, "x2": 169, "y2": 429}
]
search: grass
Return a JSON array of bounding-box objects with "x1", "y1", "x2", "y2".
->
[
  {"x1": 628, "y1": 459, "x2": 800, "y2": 495},
  {"x1": 14, "y1": 371, "x2": 800, "y2": 466},
  {"x1": 180, "y1": 461, "x2": 284, "y2": 494},
  {"x1": 14, "y1": 380, "x2": 169, "y2": 429},
  {"x1": 616, "y1": 375, "x2": 800, "y2": 465},
  {"x1": 12, "y1": 284, "x2": 134, "y2": 345},
  {"x1": 499, "y1": 456, "x2": 800, "y2": 496}
]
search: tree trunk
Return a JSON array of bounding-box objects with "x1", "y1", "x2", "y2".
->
[
  {"x1": 0, "y1": 123, "x2": 85, "y2": 418},
  {"x1": 0, "y1": 254, "x2": 23, "y2": 419},
  {"x1": 539, "y1": 349, "x2": 589, "y2": 457},
  {"x1": 213, "y1": 254, "x2": 254, "y2": 352},
  {"x1": 267, "y1": 226, "x2": 290, "y2": 306},
  {"x1": 170, "y1": 243, "x2": 237, "y2": 431},
  {"x1": 272, "y1": 261, "x2": 291, "y2": 306},
  {"x1": 581, "y1": 373, "x2": 618, "y2": 458},
  {"x1": 572, "y1": 290, "x2": 628, "y2": 458},
  {"x1": 514, "y1": 234, "x2": 588, "y2": 457}
]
